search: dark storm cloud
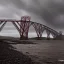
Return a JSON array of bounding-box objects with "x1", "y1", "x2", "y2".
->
[
  {"x1": 9, "y1": 0, "x2": 64, "y2": 28},
  {"x1": 26, "y1": 0, "x2": 64, "y2": 28},
  {"x1": 0, "y1": 0, "x2": 24, "y2": 8},
  {"x1": 0, "y1": 0, "x2": 64, "y2": 28},
  {"x1": 46, "y1": 0, "x2": 64, "y2": 27},
  {"x1": 29, "y1": 0, "x2": 64, "y2": 28}
]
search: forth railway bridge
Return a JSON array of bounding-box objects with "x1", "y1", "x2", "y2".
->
[{"x1": 0, "y1": 16, "x2": 62, "y2": 40}]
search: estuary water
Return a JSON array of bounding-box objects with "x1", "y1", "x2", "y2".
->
[{"x1": 12, "y1": 40, "x2": 64, "y2": 63}]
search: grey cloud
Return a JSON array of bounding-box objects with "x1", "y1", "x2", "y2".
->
[
  {"x1": 0, "y1": 0, "x2": 64, "y2": 29},
  {"x1": 16, "y1": 0, "x2": 64, "y2": 28}
]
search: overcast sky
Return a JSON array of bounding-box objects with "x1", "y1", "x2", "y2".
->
[{"x1": 0, "y1": 0, "x2": 64, "y2": 37}]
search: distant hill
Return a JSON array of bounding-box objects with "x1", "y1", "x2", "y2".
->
[
  {"x1": 29, "y1": 37, "x2": 53, "y2": 40},
  {"x1": 0, "y1": 35, "x2": 64, "y2": 40},
  {"x1": 0, "y1": 36, "x2": 52, "y2": 40}
]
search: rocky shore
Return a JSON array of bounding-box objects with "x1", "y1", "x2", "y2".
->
[{"x1": 0, "y1": 40, "x2": 34, "y2": 64}]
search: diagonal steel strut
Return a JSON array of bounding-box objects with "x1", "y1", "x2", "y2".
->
[{"x1": 0, "y1": 21, "x2": 7, "y2": 31}]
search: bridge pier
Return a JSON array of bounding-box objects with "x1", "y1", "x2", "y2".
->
[
  {"x1": 20, "y1": 16, "x2": 31, "y2": 40},
  {"x1": 46, "y1": 30, "x2": 50, "y2": 40},
  {"x1": 20, "y1": 21, "x2": 31, "y2": 40},
  {"x1": 33, "y1": 23, "x2": 44, "y2": 39},
  {"x1": 51, "y1": 33, "x2": 56, "y2": 39},
  {"x1": 12, "y1": 21, "x2": 29, "y2": 40}
]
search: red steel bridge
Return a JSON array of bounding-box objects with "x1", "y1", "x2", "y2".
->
[{"x1": 0, "y1": 16, "x2": 62, "y2": 40}]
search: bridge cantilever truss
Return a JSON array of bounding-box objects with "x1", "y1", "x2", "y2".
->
[{"x1": 0, "y1": 16, "x2": 61, "y2": 40}]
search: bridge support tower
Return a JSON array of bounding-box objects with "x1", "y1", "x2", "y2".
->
[
  {"x1": 20, "y1": 16, "x2": 31, "y2": 40},
  {"x1": 33, "y1": 23, "x2": 44, "y2": 39}
]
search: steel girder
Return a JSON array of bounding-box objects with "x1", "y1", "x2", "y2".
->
[{"x1": 0, "y1": 21, "x2": 7, "y2": 31}]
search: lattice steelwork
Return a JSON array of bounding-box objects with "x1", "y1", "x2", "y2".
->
[
  {"x1": 0, "y1": 16, "x2": 60, "y2": 40},
  {"x1": 32, "y1": 23, "x2": 44, "y2": 38},
  {"x1": 0, "y1": 20, "x2": 7, "y2": 31},
  {"x1": 20, "y1": 16, "x2": 31, "y2": 39},
  {"x1": 46, "y1": 30, "x2": 50, "y2": 39}
]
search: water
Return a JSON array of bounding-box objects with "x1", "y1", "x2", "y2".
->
[{"x1": 12, "y1": 40, "x2": 64, "y2": 63}]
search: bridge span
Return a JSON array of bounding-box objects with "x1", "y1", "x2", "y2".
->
[{"x1": 0, "y1": 16, "x2": 62, "y2": 40}]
